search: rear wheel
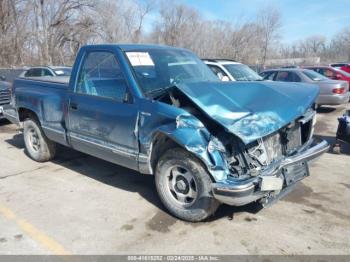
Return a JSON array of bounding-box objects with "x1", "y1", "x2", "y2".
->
[
  {"x1": 155, "y1": 148, "x2": 219, "y2": 222},
  {"x1": 23, "y1": 118, "x2": 56, "y2": 162}
]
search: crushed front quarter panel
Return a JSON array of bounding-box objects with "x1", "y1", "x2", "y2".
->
[{"x1": 137, "y1": 99, "x2": 230, "y2": 182}]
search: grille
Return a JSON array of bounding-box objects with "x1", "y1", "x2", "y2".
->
[
  {"x1": 0, "y1": 89, "x2": 10, "y2": 105},
  {"x1": 246, "y1": 113, "x2": 314, "y2": 168}
]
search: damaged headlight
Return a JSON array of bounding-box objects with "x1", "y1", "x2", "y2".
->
[{"x1": 176, "y1": 114, "x2": 204, "y2": 129}]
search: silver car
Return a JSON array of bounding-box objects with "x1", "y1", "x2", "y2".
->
[
  {"x1": 19, "y1": 66, "x2": 72, "y2": 78},
  {"x1": 260, "y1": 68, "x2": 349, "y2": 106}
]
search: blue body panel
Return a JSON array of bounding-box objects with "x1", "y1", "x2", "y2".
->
[
  {"x1": 12, "y1": 44, "x2": 319, "y2": 183},
  {"x1": 177, "y1": 81, "x2": 319, "y2": 144}
]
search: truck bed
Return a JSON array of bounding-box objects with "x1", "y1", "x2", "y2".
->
[
  {"x1": 18, "y1": 76, "x2": 70, "y2": 86},
  {"x1": 12, "y1": 76, "x2": 69, "y2": 145}
]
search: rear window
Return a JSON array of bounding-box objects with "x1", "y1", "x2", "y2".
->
[{"x1": 303, "y1": 70, "x2": 328, "y2": 81}]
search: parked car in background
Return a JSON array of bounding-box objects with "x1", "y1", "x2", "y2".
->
[
  {"x1": 0, "y1": 77, "x2": 11, "y2": 120},
  {"x1": 20, "y1": 66, "x2": 72, "y2": 78},
  {"x1": 304, "y1": 66, "x2": 350, "y2": 91},
  {"x1": 203, "y1": 59, "x2": 263, "y2": 81},
  {"x1": 260, "y1": 68, "x2": 349, "y2": 107},
  {"x1": 330, "y1": 63, "x2": 350, "y2": 74},
  {"x1": 4, "y1": 44, "x2": 329, "y2": 222}
]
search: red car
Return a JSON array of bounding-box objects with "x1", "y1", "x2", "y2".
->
[
  {"x1": 330, "y1": 63, "x2": 350, "y2": 74},
  {"x1": 304, "y1": 66, "x2": 350, "y2": 91}
]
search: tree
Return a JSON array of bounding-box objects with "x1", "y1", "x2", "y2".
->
[{"x1": 256, "y1": 6, "x2": 282, "y2": 66}]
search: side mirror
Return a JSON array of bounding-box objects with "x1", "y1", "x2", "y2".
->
[{"x1": 0, "y1": 75, "x2": 5, "y2": 81}]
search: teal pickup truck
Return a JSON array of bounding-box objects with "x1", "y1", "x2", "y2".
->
[{"x1": 4, "y1": 44, "x2": 329, "y2": 222}]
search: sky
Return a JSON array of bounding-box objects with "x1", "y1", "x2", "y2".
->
[{"x1": 169, "y1": 0, "x2": 350, "y2": 43}]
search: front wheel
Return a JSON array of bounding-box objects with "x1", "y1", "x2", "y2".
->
[
  {"x1": 155, "y1": 148, "x2": 219, "y2": 222},
  {"x1": 23, "y1": 118, "x2": 56, "y2": 162}
]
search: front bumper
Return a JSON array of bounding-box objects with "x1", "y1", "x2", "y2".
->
[{"x1": 212, "y1": 139, "x2": 329, "y2": 206}]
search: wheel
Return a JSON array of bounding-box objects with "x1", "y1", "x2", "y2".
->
[
  {"x1": 155, "y1": 148, "x2": 219, "y2": 222},
  {"x1": 23, "y1": 118, "x2": 56, "y2": 162}
]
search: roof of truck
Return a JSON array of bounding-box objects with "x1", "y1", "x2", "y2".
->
[{"x1": 84, "y1": 44, "x2": 189, "y2": 52}]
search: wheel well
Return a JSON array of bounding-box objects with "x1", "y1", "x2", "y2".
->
[
  {"x1": 149, "y1": 133, "x2": 215, "y2": 182},
  {"x1": 150, "y1": 133, "x2": 179, "y2": 173},
  {"x1": 18, "y1": 108, "x2": 39, "y2": 122}
]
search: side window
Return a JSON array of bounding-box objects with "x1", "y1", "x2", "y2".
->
[
  {"x1": 262, "y1": 71, "x2": 276, "y2": 80},
  {"x1": 24, "y1": 69, "x2": 33, "y2": 77},
  {"x1": 275, "y1": 71, "x2": 288, "y2": 81},
  {"x1": 25, "y1": 69, "x2": 41, "y2": 77},
  {"x1": 42, "y1": 69, "x2": 53, "y2": 76},
  {"x1": 208, "y1": 65, "x2": 229, "y2": 80},
  {"x1": 291, "y1": 72, "x2": 301, "y2": 82},
  {"x1": 323, "y1": 69, "x2": 335, "y2": 78},
  {"x1": 76, "y1": 51, "x2": 128, "y2": 102},
  {"x1": 275, "y1": 71, "x2": 297, "y2": 82}
]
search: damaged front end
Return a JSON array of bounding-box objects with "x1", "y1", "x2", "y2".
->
[
  {"x1": 212, "y1": 109, "x2": 329, "y2": 206},
  {"x1": 139, "y1": 81, "x2": 329, "y2": 207}
]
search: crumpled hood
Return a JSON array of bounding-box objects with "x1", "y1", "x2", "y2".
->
[{"x1": 177, "y1": 81, "x2": 319, "y2": 144}]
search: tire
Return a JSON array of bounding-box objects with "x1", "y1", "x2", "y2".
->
[
  {"x1": 23, "y1": 118, "x2": 56, "y2": 162},
  {"x1": 155, "y1": 148, "x2": 219, "y2": 222}
]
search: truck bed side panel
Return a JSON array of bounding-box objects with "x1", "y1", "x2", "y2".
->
[{"x1": 14, "y1": 78, "x2": 69, "y2": 146}]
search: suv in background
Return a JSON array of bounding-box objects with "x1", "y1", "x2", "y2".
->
[
  {"x1": 20, "y1": 66, "x2": 72, "y2": 78},
  {"x1": 330, "y1": 63, "x2": 350, "y2": 74},
  {"x1": 203, "y1": 59, "x2": 263, "y2": 81}
]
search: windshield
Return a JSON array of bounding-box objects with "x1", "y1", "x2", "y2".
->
[
  {"x1": 54, "y1": 68, "x2": 72, "y2": 76},
  {"x1": 303, "y1": 69, "x2": 328, "y2": 81},
  {"x1": 125, "y1": 49, "x2": 219, "y2": 96},
  {"x1": 223, "y1": 64, "x2": 262, "y2": 81}
]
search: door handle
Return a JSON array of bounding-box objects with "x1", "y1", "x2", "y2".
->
[{"x1": 70, "y1": 103, "x2": 78, "y2": 110}]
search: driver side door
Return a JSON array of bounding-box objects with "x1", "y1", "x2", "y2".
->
[{"x1": 67, "y1": 50, "x2": 139, "y2": 170}]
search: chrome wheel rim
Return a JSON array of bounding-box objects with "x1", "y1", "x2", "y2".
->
[
  {"x1": 28, "y1": 128, "x2": 40, "y2": 152},
  {"x1": 166, "y1": 165, "x2": 198, "y2": 206}
]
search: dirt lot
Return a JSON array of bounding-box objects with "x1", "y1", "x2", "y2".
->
[{"x1": 0, "y1": 105, "x2": 349, "y2": 255}]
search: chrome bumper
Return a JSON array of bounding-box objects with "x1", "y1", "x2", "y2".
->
[{"x1": 212, "y1": 139, "x2": 329, "y2": 206}]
